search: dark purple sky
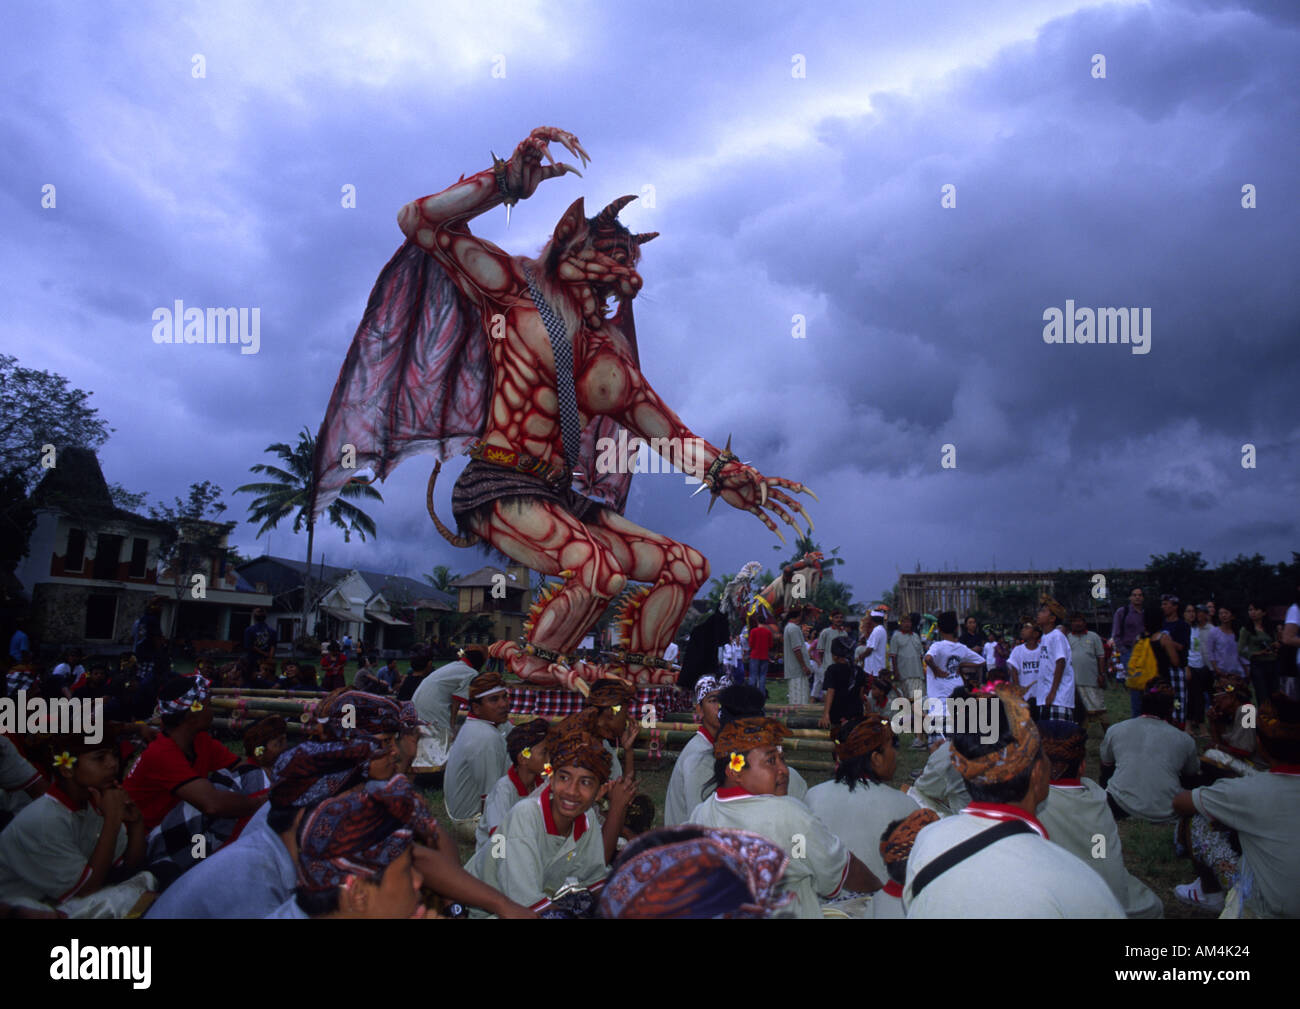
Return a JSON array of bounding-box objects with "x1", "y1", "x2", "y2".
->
[{"x1": 4, "y1": 0, "x2": 1297, "y2": 605}]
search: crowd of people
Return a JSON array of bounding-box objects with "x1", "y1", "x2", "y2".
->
[{"x1": 0, "y1": 581, "x2": 1296, "y2": 918}]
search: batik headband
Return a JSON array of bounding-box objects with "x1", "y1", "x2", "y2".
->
[
  {"x1": 834, "y1": 716, "x2": 894, "y2": 763},
  {"x1": 155, "y1": 674, "x2": 211, "y2": 717},
  {"x1": 693, "y1": 676, "x2": 722, "y2": 707},
  {"x1": 1037, "y1": 719, "x2": 1087, "y2": 779},
  {"x1": 713, "y1": 717, "x2": 790, "y2": 760},
  {"x1": 950, "y1": 684, "x2": 1041, "y2": 784},
  {"x1": 295, "y1": 775, "x2": 439, "y2": 893},
  {"x1": 587, "y1": 677, "x2": 636, "y2": 711},
  {"x1": 547, "y1": 725, "x2": 612, "y2": 782},
  {"x1": 598, "y1": 828, "x2": 795, "y2": 919},
  {"x1": 880, "y1": 809, "x2": 938, "y2": 868},
  {"x1": 271, "y1": 739, "x2": 372, "y2": 809}
]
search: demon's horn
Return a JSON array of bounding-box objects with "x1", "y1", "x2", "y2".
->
[
  {"x1": 595, "y1": 194, "x2": 638, "y2": 224},
  {"x1": 632, "y1": 232, "x2": 659, "y2": 244}
]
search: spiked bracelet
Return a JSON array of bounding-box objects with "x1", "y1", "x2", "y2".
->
[
  {"x1": 610, "y1": 650, "x2": 675, "y2": 671},
  {"x1": 703, "y1": 449, "x2": 737, "y2": 491},
  {"x1": 491, "y1": 151, "x2": 520, "y2": 206},
  {"x1": 522, "y1": 641, "x2": 567, "y2": 666}
]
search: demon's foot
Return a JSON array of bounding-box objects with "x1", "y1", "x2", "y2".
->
[{"x1": 606, "y1": 653, "x2": 679, "y2": 685}]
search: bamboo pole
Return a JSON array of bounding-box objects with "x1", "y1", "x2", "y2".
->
[
  {"x1": 648, "y1": 728, "x2": 835, "y2": 752},
  {"x1": 211, "y1": 716, "x2": 309, "y2": 735},
  {"x1": 209, "y1": 696, "x2": 321, "y2": 715},
  {"x1": 212, "y1": 687, "x2": 326, "y2": 698},
  {"x1": 630, "y1": 748, "x2": 833, "y2": 773}
]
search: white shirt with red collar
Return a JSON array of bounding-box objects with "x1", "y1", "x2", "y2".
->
[
  {"x1": 464, "y1": 783, "x2": 607, "y2": 916},
  {"x1": 903, "y1": 800, "x2": 1124, "y2": 918},
  {"x1": 686, "y1": 786, "x2": 851, "y2": 919},
  {"x1": 475, "y1": 764, "x2": 546, "y2": 851},
  {"x1": 442, "y1": 714, "x2": 510, "y2": 821},
  {"x1": 1190, "y1": 763, "x2": 1300, "y2": 918},
  {"x1": 663, "y1": 724, "x2": 716, "y2": 827},
  {"x1": 0, "y1": 782, "x2": 128, "y2": 905}
]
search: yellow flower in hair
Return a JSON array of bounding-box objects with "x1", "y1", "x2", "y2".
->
[
  {"x1": 611, "y1": 705, "x2": 622, "y2": 715},
  {"x1": 521, "y1": 747, "x2": 532, "y2": 760},
  {"x1": 542, "y1": 763, "x2": 553, "y2": 777},
  {"x1": 54, "y1": 751, "x2": 77, "y2": 770},
  {"x1": 190, "y1": 700, "x2": 204, "y2": 713},
  {"x1": 254, "y1": 745, "x2": 266, "y2": 758},
  {"x1": 729, "y1": 751, "x2": 746, "y2": 773}
]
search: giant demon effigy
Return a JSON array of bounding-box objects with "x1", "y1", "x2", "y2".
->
[{"x1": 312, "y1": 127, "x2": 818, "y2": 689}]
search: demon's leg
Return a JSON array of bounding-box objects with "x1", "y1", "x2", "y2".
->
[
  {"x1": 587, "y1": 509, "x2": 710, "y2": 683},
  {"x1": 466, "y1": 499, "x2": 627, "y2": 686}
]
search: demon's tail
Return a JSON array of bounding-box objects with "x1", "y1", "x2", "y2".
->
[{"x1": 428, "y1": 461, "x2": 478, "y2": 548}]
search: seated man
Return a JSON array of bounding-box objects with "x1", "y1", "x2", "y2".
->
[
  {"x1": 687, "y1": 716, "x2": 880, "y2": 917},
  {"x1": 411, "y1": 645, "x2": 487, "y2": 765},
  {"x1": 465, "y1": 724, "x2": 634, "y2": 915},
  {"x1": 476, "y1": 718, "x2": 552, "y2": 849},
  {"x1": 565, "y1": 678, "x2": 640, "y2": 780},
  {"x1": 314, "y1": 689, "x2": 404, "y2": 782},
  {"x1": 663, "y1": 676, "x2": 722, "y2": 826},
  {"x1": 236, "y1": 716, "x2": 289, "y2": 794},
  {"x1": 395, "y1": 702, "x2": 427, "y2": 777},
  {"x1": 598, "y1": 825, "x2": 795, "y2": 918},
  {"x1": 714, "y1": 684, "x2": 810, "y2": 800},
  {"x1": 442, "y1": 671, "x2": 513, "y2": 842},
  {"x1": 903, "y1": 685, "x2": 1124, "y2": 918},
  {"x1": 124, "y1": 676, "x2": 265, "y2": 833},
  {"x1": 1034, "y1": 719, "x2": 1163, "y2": 918},
  {"x1": 396, "y1": 655, "x2": 432, "y2": 702},
  {"x1": 1171, "y1": 694, "x2": 1300, "y2": 917},
  {"x1": 872, "y1": 809, "x2": 939, "y2": 919},
  {"x1": 143, "y1": 714, "x2": 285, "y2": 883},
  {"x1": 146, "y1": 738, "x2": 374, "y2": 918},
  {"x1": 0, "y1": 733, "x2": 46, "y2": 825},
  {"x1": 0, "y1": 730, "x2": 153, "y2": 917},
  {"x1": 1099, "y1": 683, "x2": 1199, "y2": 823},
  {"x1": 908, "y1": 698, "x2": 974, "y2": 817},
  {"x1": 268, "y1": 776, "x2": 436, "y2": 919},
  {"x1": 806, "y1": 715, "x2": 917, "y2": 885}
]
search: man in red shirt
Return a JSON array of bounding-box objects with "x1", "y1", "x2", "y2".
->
[
  {"x1": 747, "y1": 614, "x2": 775, "y2": 696},
  {"x1": 124, "y1": 675, "x2": 266, "y2": 830}
]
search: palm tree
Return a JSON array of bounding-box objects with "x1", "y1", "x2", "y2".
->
[
  {"x1": 235, "y1": 427, "x2": 383, "y2": 645},
  {"x1": 424, "y1": 564, "x2": 459, "y2": 593}
]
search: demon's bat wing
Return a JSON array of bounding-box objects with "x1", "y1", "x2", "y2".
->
[{"x1": 311, "y1": 240, "x2": 489, "y2": 516}]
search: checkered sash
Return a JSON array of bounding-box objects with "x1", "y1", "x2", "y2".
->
[
  {"x1": 522, "y1": 266, "x2": 582, "y2": 473},
  {"x1": 145, "y1": 764, "x2": 268, "y2": 882},
  {"x1": 507, "y1": 686, "x2": 689, "y2": 723}
]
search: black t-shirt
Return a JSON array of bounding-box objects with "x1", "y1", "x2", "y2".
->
[
  {"x1": 824, "y1": 662, "x2": 863, "y2": 724},
  {"x1": 958, "y1": 630, "x2": 984, "y2": 653},
  {"x1": 244, "y1": 621, "x2": 278, "y2": 665},
  {"x1": 1163, "y1": 620, "x2": 1190, "y2": 668},
  {"x1": 396, "y1": 672, "x2": 424, "y2": 702}
]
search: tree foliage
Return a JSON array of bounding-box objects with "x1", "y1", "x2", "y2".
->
[{"x1": 0, "y1": 354, "x2": 111, "y2": 492}]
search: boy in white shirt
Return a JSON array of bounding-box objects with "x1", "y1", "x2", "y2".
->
[
  {"x1": 1007, "y1": 621, "x2": 1043, "y2": 714},
  {"x1": 1036, "y1": 597, "x2": 1075, "y2": 721},
  {"x1": 923, "y1": 612, "x2": 986, "y2": 743}
]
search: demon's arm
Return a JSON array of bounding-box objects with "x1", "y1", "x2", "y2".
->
[
  {"x1": 396, "y1": 127, "x2": 590, "y2": 303},
  {"x1": 590, "y1": 363, "x2": 817, "y2": 542}
]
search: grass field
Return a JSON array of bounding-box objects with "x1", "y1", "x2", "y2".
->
[{"x1": 199, "y1": 659, "x2": 1212, "y2": 918}]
